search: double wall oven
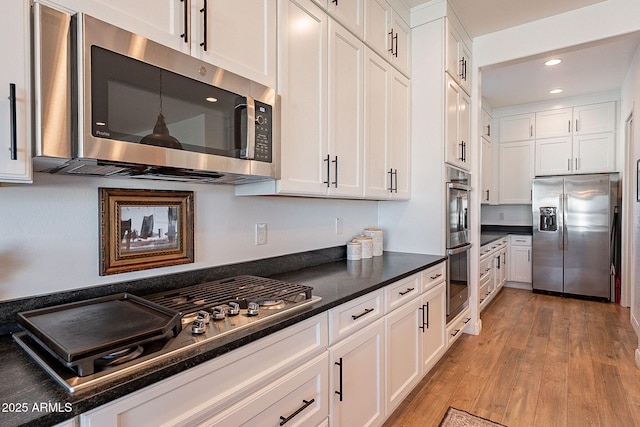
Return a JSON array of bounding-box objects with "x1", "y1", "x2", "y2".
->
[{"x1": 446, "y1": 166, "x2": 471, "y2": 323}]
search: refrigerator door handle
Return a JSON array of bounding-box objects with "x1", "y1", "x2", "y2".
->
[
  {"x1": 564, "y1": 194, "x2": 569, "y2": 251},
  {"x1": 559, "y1": 195, "x2": 564, "y2": 251}
]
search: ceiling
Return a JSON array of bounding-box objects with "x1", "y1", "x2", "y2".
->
[{"x1": 404, "y1": 0, "x2": 640, "y2": 109}]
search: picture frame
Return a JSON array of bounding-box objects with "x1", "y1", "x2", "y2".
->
[
  {"x1": 637, "y1": 159, "x2": 640, "y2": 202},
  {"x1": 99, "y1": 188, "x2": 194, "y2": 275}
]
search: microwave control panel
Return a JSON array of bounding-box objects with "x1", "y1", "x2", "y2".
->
[{"x1": 254, "y1": 101, "x2": 272, "y2": 163}]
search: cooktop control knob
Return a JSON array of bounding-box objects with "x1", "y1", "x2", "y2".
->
[
  {"x1": 191, "y1": 319, "x2": 207, "y2": 334},
  {"x1": 247, "y1": 302, "x2": 260, "y2": 316},
  {"x1": 227, "y1": 302, "x2": 240, "y2": 316},
  {"x1": 211, "y1": 306, "x2": 226, "y2": 320},
  {"x1": 196, "y1": 310, "x2": 210, "y2": 324}
]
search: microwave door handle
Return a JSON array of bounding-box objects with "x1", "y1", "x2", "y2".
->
[{"x1": 244, "y1": 96, "x2": 256, "y2": 159}]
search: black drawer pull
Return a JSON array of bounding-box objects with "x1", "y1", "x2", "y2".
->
[
  {"x1": 451, "y1": 328, "x2": 461, "y2": 337},
  {"x1": 334, "y1": 358, "x2": 343, "y2": 401},
  {"x1": 429, "y1": 273, "x2": 442, "y2": 280},
  {"x1": 279, "y1": 398, "x2": 315, "y2": 425},
  {"x1": 398, "y1": 287, "x2": 415, "y2": 296},
  {"x1": 351, "y1": 307, "x2": 374, "y2": 320}
]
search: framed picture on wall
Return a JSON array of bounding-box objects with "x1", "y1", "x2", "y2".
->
[{"x1": 99, "y1": 188, "x2": 194, "y2": 275}]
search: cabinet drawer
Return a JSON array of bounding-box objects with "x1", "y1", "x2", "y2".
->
[
  {"x1": 479, "y1": 244, "x2": 492, "y2": 258},
  {"x1": 198, "y1": 353, "x2": 329, "y2": 427},
  {"x1": 81, "y1": 313, "x2": 329, "y2": 427},
  {"x1": 479, "y1": 257, "x2": 492, "y2": 281},
  {"x1": 329, "y1": 289, "x2": 383, "y2": 344},
  {"x1": 445, "y1": 308, "x2": 471, "y2": 348},
  {"x1": 510, "y1": 235, "x2": 532, "y2": 246},
  {"x1": 384, "y1": 273, "x2": 421, "y2": 313},
  {"x1": 421, "y1": 262, "x2": 446, "y2": 292}
]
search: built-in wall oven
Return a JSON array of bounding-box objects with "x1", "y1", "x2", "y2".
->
[{"x1": 446, "y1": 166, "x2": 471, "y2": 323}]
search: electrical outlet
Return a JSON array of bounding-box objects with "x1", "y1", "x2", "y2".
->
[
  {"x1": 255, "y1": 223, "x2": 267, "y2": 245},
  {"x1": 336, "y1": 217, "x2": 343, "y2": 234}
]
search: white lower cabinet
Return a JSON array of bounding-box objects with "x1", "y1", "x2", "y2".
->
[
  {"x1": 419, "y1": 281, "x2": 446, "y2": 375},
  {"x1": 199, "y1": 353, "x2": 328, "y2": 427},
  {"x1": 329, "y1": 318, "x2": 385, "y2": 427},
  {"x1": 446, "y1": 307, "x2": 471, "y2": 348},
  {"x1": 508, "y1": 235, "x2": 532, "y2": 283},
  {"x1": 80, "y1": 313, "x2": 328, "y2": 427},
  {"x1": 385, "y1": 296, "x2": 421, "y2": 415}
]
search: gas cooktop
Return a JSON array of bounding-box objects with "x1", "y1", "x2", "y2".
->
[{"x1": 13, "y1": 276, "x2": 320, "y2": 394}]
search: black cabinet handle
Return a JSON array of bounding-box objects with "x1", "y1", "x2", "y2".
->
[
  {"x1": 332, "y1": 156, "x2": 338, "y2": 188},
  {"x1": 200, "y1": 0, "x2": 207, "y2": 51},
  {"x1": 323, "y1": 155, "x2": 330, "y2": 187},
  {"x1": 9, "y1": 83, "x2": 17, "y2": 161},
  {"x1": 398, "y1": 287, "x2": 415, "y2": 296},
  {"x1": 451, "y1": 328, "x2": 461, "y2": 337},
  {"x1": 180, "y1": 0, "x2": 188, "y2": 43},
  {"x1": 419, "y1": 305, "x2": 425, "y2": 332},
  {"x1": 393, "y1": 169, "x2": 398, "y2": 193},
  {"x1": 388, "y1": 29, "x2": 394, "y2": 53},
  {"x1": 387, "y1": 168, "x2": 394, "y2": 192},
  {"x1": 351, "y1": 307, "x2": 374, "y2": 320},
  {"x1": 393, "y1": 31, "x2": 398, "y2": 57},
  {"x1": 279, "y1": 398, "x2": 315, "y2": 426},
  {"x1": 425, "y1": 302, "x2": 430, "y2": 329},
  {"x1": 332, "y1": 0, "x2": 338, "y2": 4},
  {"x1": 335, "y1": 358, "x2": 343, "y2": 401}
]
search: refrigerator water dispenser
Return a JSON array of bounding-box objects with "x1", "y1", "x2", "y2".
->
[{"x1": 539, "y1": 207, "x2": 557, "y2": 232}]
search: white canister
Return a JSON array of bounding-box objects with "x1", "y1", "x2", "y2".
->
[
  {"x1": 347, "y1": 240, "x2": 362, "y2": 261},
  {"x1": 353, "y1": 235, "x2": 373, "y2": 259},
  {"x1": 363, "y1": 227, "x2": 383, "y2": 256}
]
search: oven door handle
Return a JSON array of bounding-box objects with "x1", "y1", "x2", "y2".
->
[
  {"x1": 447, "y1": 243, "x2": 472, "y2": 255},
  {"x1": 447, "y1": 182, "x2": 471, "y2": 191}
]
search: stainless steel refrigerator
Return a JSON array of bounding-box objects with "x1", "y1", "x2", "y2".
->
[{"x1": 532, "y1": 173, "x2": 619, "y2": 300}]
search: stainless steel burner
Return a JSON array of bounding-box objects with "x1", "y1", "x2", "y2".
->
[{"x1": 95, "y1": 346, "x2": 144, "y2": 368}]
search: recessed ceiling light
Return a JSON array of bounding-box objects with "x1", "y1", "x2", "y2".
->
[
  {"x1": 549, "y1": 88, "x2": 564, "y2": 94},
  {"x1": 545, "y1": 59, "x2": 562, "y2": 66}
]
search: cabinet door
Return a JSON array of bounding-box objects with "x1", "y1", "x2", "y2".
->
[
  {"x1": 327, "y1": 0, "x2": 364, "y2": 39},
  {"x1": 389, "y1": 70, "x2": 411, "y2": 199},
  {"x1": 52, "y1": 0, "x2": 186, "y2": 53},
  {"x1": 364, "y1": 50, "x2": 391, "y2": 199},
  {"x1": 458, "y1": 41, "x2": 472, "y2": 95},
  {"x1": 535, "y1": 137, "x2": 573, "y2": 176},
  {"x1": 458, "y1": 89, "x2": 471, "y2": 169},
  {"x1": 573, "y1": 133, "x2": 615, "y2": 174},
  {"x1": 194, "y1": 0, "x2": 276, "y2": 87},
  {"x1": 328, "y1": 20, "x2": 364, "y2": 197},
  {"x1": 499, "y1": 113, "x2": 535, "y2": 142},
  {"x1": 0, "y1": 0, "x2": 31, "y2": 183},
  {"x1": 574, "y1": 102, "x2": 615, "y2": 135},
  {"x1": 481, "y1": 138, "x2": 493, "y2": 204},
  {"x1": 445, "y1": 22, "x2": 462, "y2": 85},
  {"x1": 277, "y1": 0, "x2": 328, "y2": 195},
  {"x1": 499, "y1": 141, "x2": 534, "y2": 204},
  {"x1": 481, "y1": 108, "x2": 492, "y2": 142},
  {"x1": 330, "y1": 319, "x2": 385, "y2": 427},
  {"x1": 385, "y1": 297, "x2": 421, "y2": 415},
  {"x1": 536, "y1": 107, "x2": 572, "y2": 139},
  {"x1": 509, "y1": 245, "x2": 532, "y2": 283},
  {"x1": 364, "y1": 0, "x2": 392, "y2": 58},
  {"x1": 420, "y1": 282, "x2": 446, "y2": 375},
  {"x1": 390, "y1": 14, "x2": 411, "y2": 77},
  {"x1": 445, "y1": 77, "x2": 462, "y2": 167}
]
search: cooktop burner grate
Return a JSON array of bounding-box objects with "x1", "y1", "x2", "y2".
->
[{"x1": 144, "y1": 275, "x2": 313, "y2": 314}]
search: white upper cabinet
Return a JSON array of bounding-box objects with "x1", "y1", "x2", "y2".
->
[
  {"x1": 499, "y1": 113, "x2": 535, "y2": 142},
  {"x1": 0, "y1": 0, "x2": 31, "y2": 183},
  {"x1": 481, "y1": 138, "x2": 493, "y2": 204},
  {"x1": 535, "y1": 102, "x2": 615, "y2": 138},
  {"x1": 327, "y1": 0, "x2": 365, "y2": 39},
  {"x1": 445, "y1": 75, "x2": 471, "y2": 171},
  {"x1": 192, "y1": 0, "x2": 277, "y2": 87},
  {"x1": 574, "y1": 102, "x2": 616, "y2": 135},
  {"x1": 328, "y1": 20, "x2": 365, "y2": 197},
  {"x1": 52, "y1": 0, "x2": 277, "y2": 88},
  {"x1": 364, "y1": 0, "x2": 410, "y2": 77},
  {"x1": 445, "y1": 18, "x2": 471, "y2": 95},
  {"x1": 534, "y1": 102, "x2": 616, "y2": 175},
  {"x1": 481, "y1": 107, "x2": 493, "y2": 142},
  {"x1": 536, "y1": 107, "x2": 572, "y2": 139},
  {"x1": 499, "y1": 141, "x2": 534, "y2": 204},
  {"x1": 364, "y1": 50, "x2": 410, "y2": 199}
]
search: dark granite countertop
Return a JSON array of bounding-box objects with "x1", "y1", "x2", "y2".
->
[
  {"x1": 0, "y1": 251, "x2": 445, "y2": 427},
  {"x1": 480, "y1": 225, "x2": 533, "y2": 247}
]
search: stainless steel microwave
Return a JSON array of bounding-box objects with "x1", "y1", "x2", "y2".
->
[{"x1": 32, "y1": 3, "x2": 279, "y2": 184}]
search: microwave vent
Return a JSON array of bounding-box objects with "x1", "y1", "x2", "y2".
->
[{"x1": 66, "y1": 164, "x2": 129, "y2": 176}]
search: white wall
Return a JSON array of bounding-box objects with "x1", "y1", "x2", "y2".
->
[
  {"x1": 620, "y1": 42, "x2": 640, "y2": 349},
  {"x1": 0, "y1": 173, "x2": 378, "y2": 301}
]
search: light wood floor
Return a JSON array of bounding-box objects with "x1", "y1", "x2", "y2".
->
[{"x1": 384, "y1": 287, "x2": 640, "y2": 427}]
